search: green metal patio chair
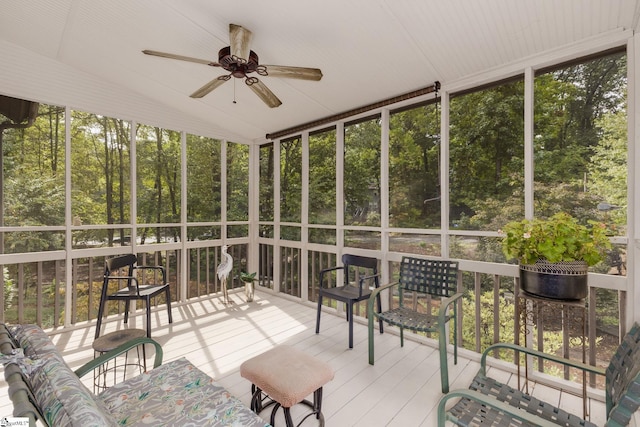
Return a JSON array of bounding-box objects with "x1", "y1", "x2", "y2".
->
[
  {"x1": 367, "y1": 256, "x2": 461, "y2": 393},
  {"x1": 438, "y1": 322, "x2": 640, "y2": 426}
]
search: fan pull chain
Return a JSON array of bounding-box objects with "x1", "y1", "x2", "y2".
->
[{"x1": 233, "y1": 79, "x2": 237, "y2": 104}]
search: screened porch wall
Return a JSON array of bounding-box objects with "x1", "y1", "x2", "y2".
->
[{"x1": 0, "y1": 30, "x2": 635, "y2": 386}]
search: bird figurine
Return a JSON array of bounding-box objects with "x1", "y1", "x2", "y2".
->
[{"x1": 217, "y1": 244, "x2": 233, "y2": 304}]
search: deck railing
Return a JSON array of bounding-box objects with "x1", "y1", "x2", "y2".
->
[{"x1": 0, "y1": 243, "x2": 626, "y2": 389}]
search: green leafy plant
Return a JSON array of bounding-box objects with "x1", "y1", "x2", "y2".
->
[
  {"x1": 240, "y1": 271, "x2": 257, "y2": 283},
  {"x1": 501, "y1": 212, "x2": 611, "y2": 266}
]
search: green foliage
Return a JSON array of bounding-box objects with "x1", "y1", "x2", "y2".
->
[
  {"x1": 449, "y1": 80, "x2": 525, "y2": 228},
  {"x1": 136, "y1": 125, "x2": 181, "y2": 227},
  {"x1": 501, "y1": 212, "x2": 611, "y2": 265},
  {"x1": 309, "y1": 130, "x2": 337, "y2": 225},
  {"x1": 389, "y1": 104, "x2": 441, "y2": 228},
  {"x1": 461, "y1": 291, "x2": 516, "y2": 354},
  {"x1": 344, "y1": 118, "x2": 381, "y2": 226},
  {"x1": 280, "y1": 137, "x2": 302, "y2": 223},
  {"x1": 71, "y1": 111, "x2": 131, "y2": 228},
  {"x1": 240, "y1": 271, "x2": 257, "y2": 283},
  {"x1": 462, "y1": 291, "x2": 567, "y2": 365},
  {"x1": 588, "y1": 110, "x2": 628, "y2": 225},
  {"x1": 227, "y1": 142, "x2": 249, "y2": 221},
  {"x1": 186, "y1": 134, "x2": 222, "y2": 222},
  {"x1": 259, "y1": 144, "x2": 275, "y2": 221}
]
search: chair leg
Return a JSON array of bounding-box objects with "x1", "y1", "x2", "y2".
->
[
  {"x1": 145, "y1": 296, "x2": 152, "y2": 338},
  {"x1": 315, "y1": 295, "x2": 322, "y2": 334},
  {"x1": 124, "y1": 300, "x2": 130, "y2": 324},
  {"x1": 438, "y1": 323, "x2": 449, "y2": 394},
  {"x1": 368, "y1": 310, "x2": 375, "y2": 365},
  {"x1": 376, "y1": 293, "x2": 384, "y2": 334},
  {"x1": 453, "y1": 312, "x2": 458, "y2": 365},
  {"x1": 165, "y1": 286, "x2": 173, "y2": 324},
  {"x1": 95, "y1": 299, "x2": 106, "y2": 339},
  {"x1": 348, "y1": 303, "x2": 353, "y2": 349}
]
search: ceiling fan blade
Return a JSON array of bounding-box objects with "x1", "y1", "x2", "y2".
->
[
  {"x1": 190, "y1": 75, "x2": 231, "y2": 98},
  {"x1": 246, "y1": 78, "x2": 282, "y2": 108},
  {"x1": 229, "y1": 24, "x2": 252, "y2": 60},
  {"x1": 142, "y1": 49, "x2": 216, "y2": 66},
  {"x1": 263, "y1": 65, "x2": 323, "y2": 81}
]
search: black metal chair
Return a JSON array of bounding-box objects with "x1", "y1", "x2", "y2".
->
[
  {"x1": 315, "y1": 254, "x2": 383, "y2": 348},
  {"x1": 95, "y1": 254, "x2": 173, "y2": 339}
]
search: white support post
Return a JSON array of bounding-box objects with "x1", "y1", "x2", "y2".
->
[
  {"x1": 524, "y1": 67, "x2": 535, "y2": 220},
  {"x1": 440, "y1": 90, "x2": 451, "y2": 259},
  {"x1": 64, "y1": 106, "x2": 72, "y2": 328},
  {"x1": 273, "y1": 140, "x2": 281, "y2": 293},
  {"x1": 248, "y1": 143, "x2": 260, "y2": 285},
  {"x1": 629, "y1": 35, "x2": 639, "y2": 328},
  {"x1": 180, "y1": 131, "x2": 188, "y2": 303},
  {"x1": 301, "y1": 132, "x2": 309, "y2": 302}
]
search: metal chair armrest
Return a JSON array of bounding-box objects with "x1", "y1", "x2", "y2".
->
[
  {"x1": 367, "y1": 281, "x2": 399, "y2": 317},
  {"x1": 318, "y1": 266, "x2": 344, "y2": 289},
  {"x1": 105, "y1": 274, "x2": 141, "y2": 296},
  {"x1": 74, "y1": 337, "x2": 163, "y2": 379},
  {"x1": 438, "y1": 292, "x2": 464, "y2": 324},
  {"x1": 437, "y1": 389, "x2": 560, "y2": 427},
  {"x1": 133, "y1": 265, "x2": 167, "y2": 283},
  {"x1": 479, "y1": 342, "x2": 606, "y2": 377},
  {"x1": 358, "y1": 272, "x2": 381, "y2": 297}
]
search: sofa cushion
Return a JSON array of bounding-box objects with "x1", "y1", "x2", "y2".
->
[
  {"x1": 29, "y1": 352, "x2": 117, "y2": 427},
  {"x1": 10, "y1": 324, "x2": 59, "y2": 358},
  {"x1": 4, "y1": 324, "x2": 116, "y2": 427},
  {"x1": 99, "y1": 357, "x2": 268, "y2": 427}
]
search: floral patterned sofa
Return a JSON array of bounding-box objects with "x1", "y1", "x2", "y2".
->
[{"x1": 0, "y1": 324, "x2": 269, "y2": 427}]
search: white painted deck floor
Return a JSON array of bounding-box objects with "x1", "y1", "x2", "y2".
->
[{"x1": 0, "y1": 290, "x2": 610, "y2": 426}]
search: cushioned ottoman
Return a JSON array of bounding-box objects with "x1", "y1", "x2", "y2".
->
[{"x1": 240, "y1": 345, "x2": 334, "y2": 427}]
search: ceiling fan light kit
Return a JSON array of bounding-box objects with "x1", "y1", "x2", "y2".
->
[{"x1": 142, "y1": 24, "x2": 322, "y2": 108}]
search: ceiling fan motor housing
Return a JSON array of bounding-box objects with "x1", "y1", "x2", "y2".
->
[{"x1": 217, "y1": 46, "x2": 260, "y2": 78}]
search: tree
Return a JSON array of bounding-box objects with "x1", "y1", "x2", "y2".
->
[
  {"x1": 186, "y1": 134, "x2": 221, "y2": 223},
  {"x1": 588, "y1": 110, "x2": 627, "y2": 225},
  {"x1": 280, "y1": 137, "x2": 302, "y2": 223},
  {"x1": 227, "y1": 142, "x2": 249, "y2": 222},
  {"x1": 136, "y1": 125, "x2": 181, "y2": 243},
  {"x1": 389, "y1": 104, "x2": 441, "y2": 228},
  {"x1": 309, "y1": 129, "x2": 336, "y2": 225},
  {"x1": 449, "y1": 80, "x2": 525, "y2": 229},
  {"x1": 344, "y1": 117, "x2": 381, "y2": 226}
]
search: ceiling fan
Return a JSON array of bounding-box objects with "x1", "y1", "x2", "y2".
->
[{"x1": 142, "y1": 24, "x2": 323, "y2": 108}]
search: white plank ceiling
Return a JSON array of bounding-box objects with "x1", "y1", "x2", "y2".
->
[{"x1": 0, "y1": 0, "x2": 639, "y2": 143}]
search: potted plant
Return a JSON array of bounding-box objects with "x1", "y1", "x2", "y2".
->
[
  {"x1": 240, "y1": 271, "x2": 257, "y2": 302},
  {"x1": 501, "y1": 212, "x2": 611, "y2": 300}
]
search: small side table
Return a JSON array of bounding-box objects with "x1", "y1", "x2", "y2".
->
[
  {"x1": 92, "y1": 329, "x2": 147, "y2": 393},
  {"x1": 515, "y1": 289, "x2": 588, "y2": 418}
]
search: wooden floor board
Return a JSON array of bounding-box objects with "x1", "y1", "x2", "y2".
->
[{"x1": 0, "y1": 289, "x2": 607, "y2": 426}]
